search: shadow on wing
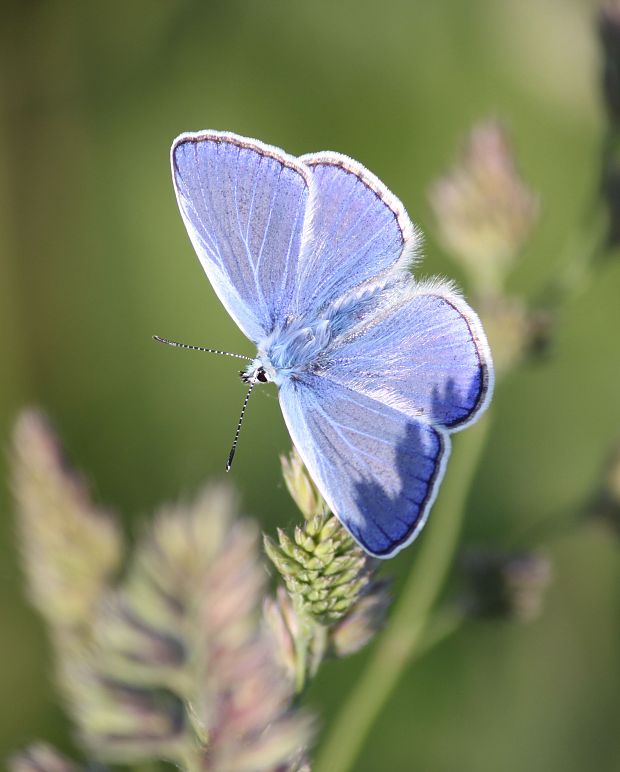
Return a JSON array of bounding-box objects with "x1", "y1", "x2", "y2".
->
[
  {"x1": 346, "y1": 372, "x2": 490, "y2": 556},
  {"x1": 428, "y1": 356, "x2": 489, "y2": 429},
  {"x1": 349, "y1": 409, "x2": 448, "y2": 557}
]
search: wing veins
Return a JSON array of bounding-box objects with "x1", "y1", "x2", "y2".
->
[
  {"x1": 192, "y1": 143, "x2": 226, "y2": 267},
  {"x1": 254, "y1": 165, "x2": 283, "y2": 279},
  {"x1": 232, "y1": 147, "x2": 270, "y2": 320},
  {"x1": 295, "y1": 174, "x2": 388, "y2": 307},
  {"x1": 278, "y1": 187, "x2": 306, "y2": 311}
]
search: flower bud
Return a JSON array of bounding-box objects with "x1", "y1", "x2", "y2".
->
[
  {"x1": 429, "y1": 122, "x2": 538, "y2": 293},
  {"x1": 330, "y1": 580, "x2": 391, "y2": 656},
  {"x1": 12, "y1": 410, "x2": 122, "y2": 639},
  {"x1": 281, "y1": 447, "x2": 326, "y2": 519},
  {"x1": 264, "y1": 512, "x2": 371, "y2": 624},
  {"x1": 263, "y1": 587, "x2": 299, "y2": 683}
]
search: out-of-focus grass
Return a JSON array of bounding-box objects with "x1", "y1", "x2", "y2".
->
[{"x1": 1, "y1": 1, "x2": 619, "y2": 770}]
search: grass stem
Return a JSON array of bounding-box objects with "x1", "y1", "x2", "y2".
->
[{"x1": 314, "y1": 414, "x2": 491, "y2": 772}]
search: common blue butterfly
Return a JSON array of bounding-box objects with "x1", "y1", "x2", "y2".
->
[{"x1": 163, "y1": 130, "x2": 494, "y2": 558}]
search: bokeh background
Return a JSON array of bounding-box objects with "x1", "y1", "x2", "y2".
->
[{"x1": 2, "y1": 1, "x2": 620, "y2": 770}]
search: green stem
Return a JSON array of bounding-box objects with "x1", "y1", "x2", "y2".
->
[
  {"x1": 294, "y1": 634, "x2": 309, "y2": 694},
  {"x1": 314, "y1": 413, "x2": 492, "y2": 772},
  {"x1": 294, "y1": 607, "x2": 316, "y2": 694},
  {"x1": 414, "y1": 605, "x2": 465, "y2": 658}
]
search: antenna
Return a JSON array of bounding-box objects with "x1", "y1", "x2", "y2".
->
[
  {"x1": 153, "y1": 335, "x2": 252, "y2": 361},
  {"x1": 226, "y1": 383, "x2": 255, "y2": 471},
  {"x1": 153, "y1": 334, "x2": 258, "y2": 470}
]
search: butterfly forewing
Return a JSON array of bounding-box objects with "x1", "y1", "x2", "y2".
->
[
  {"x1": 172, "y1": 131, "x2": 312, "y2": 341},
  {"x1": 294, "y1": 152, "x2": 419, "y2": 317}
]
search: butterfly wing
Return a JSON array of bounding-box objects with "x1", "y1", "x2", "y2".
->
[
  {"x1": 172, "y1": 131, "x2": 312, "y2": 342},
  {"x1": 279, "y1": 281, "x2": 493, "y2": 556},
  {"x1": 173, "y1": 135, "x2": 421, "y2": 338},
  {"x1": 172, "y1": 131, "x2": 491, "y2": 555},
  {"x1": 292, "y1": 152, "x2": 420, "y2": 316},
  {"x1": 279, "y1": 373, "x2": 448, "y2": 558},
  {"x1": 323, "y1": 280, "x2": 494, "y2": 430}
]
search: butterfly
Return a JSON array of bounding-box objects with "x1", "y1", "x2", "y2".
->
[{"x1": 162, "y1": 130, "x2": 494, "y2": 558}]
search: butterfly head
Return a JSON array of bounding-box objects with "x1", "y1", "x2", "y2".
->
[{"x1": 240, "y1": 362, "x2": 271, "y2": 385}]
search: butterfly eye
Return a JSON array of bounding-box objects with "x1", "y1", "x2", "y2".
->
[{"x1": 239, "y1": 366, "x2": 268, "y2": 384}]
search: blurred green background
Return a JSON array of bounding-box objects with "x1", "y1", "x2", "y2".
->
[{"x1": 2, "y1": 0, "x2": 620, "y2": 770}]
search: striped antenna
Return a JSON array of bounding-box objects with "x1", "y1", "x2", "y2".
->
[
  {"x1": 153, "y1": 335, "x2": 252, "y2": 361},
  {"x1": 226, "y1": 383, "x2": 255, "y2": 471}
]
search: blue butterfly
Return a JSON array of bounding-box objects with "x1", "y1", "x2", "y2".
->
[{"x1": 164, "y1": 130, "x2": 494, "y2": 558}]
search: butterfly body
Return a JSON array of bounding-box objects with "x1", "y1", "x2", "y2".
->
[
  {"x1": 252, "y1": 316, "x2": 332, "y2": 383},
  {"x1": 169, "y1": 130, "x2": 494, "y2": 558},
  {"x1": 250, "y1": 271, "x2": 414, "y2": 388}
]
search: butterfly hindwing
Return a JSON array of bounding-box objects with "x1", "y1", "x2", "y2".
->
[
  {"x1": 279, "y1": 373, "x2": 448, "y2": 558},
  {"x1": 323, "y1": 281, "x2": 493, "y2": 430}
]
